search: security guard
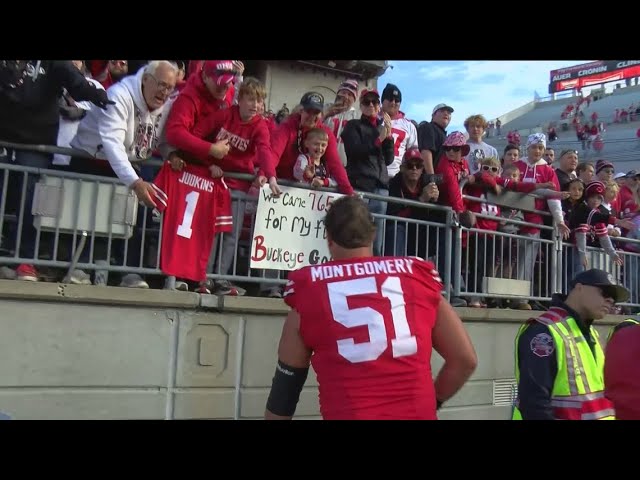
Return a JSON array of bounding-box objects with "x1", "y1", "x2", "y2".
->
[
  {"x1": 512, "y1": 269, "x2": 630, "y2": 420},
  {"x1": 606, "y1": 316, "x2": 640, "y2": 342}
]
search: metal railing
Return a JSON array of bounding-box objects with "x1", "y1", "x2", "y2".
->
[{"x1": 1, "y1": 140, "x2": 639, "y2": 310}]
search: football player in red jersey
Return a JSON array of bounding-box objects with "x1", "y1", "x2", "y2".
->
[{"x1": 264, "y1": 195, "x2": 478, "y2": 420}]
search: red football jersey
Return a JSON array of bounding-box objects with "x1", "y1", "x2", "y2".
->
[
  {"x1": 151, "y1": 162, "x2": 232, "y2": 282},
  {"x1": 283, "y1": 256, "x2": 443, "y2": 420}
]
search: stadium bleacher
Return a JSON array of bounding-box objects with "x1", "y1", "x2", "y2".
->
[{"x1": 494, "y1": 85, "x2": 640, "y2": 172}]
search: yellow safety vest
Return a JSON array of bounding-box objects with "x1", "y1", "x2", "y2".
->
[
  {"x1": 606, "y1": 318, "x2": 640, "y2": 342},
  {"x1": 513, "y1": 307, "x2": 615, "y2": 420}
]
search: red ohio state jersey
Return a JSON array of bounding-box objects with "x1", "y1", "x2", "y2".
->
[
  {"x1": 283, "y1": 256, "x2": 443, "y2": 420},
  {"x1": 151, "y1": 162, "x2": 232, "y2": 282}
]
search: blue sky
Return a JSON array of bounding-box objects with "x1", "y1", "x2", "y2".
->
[{"x1": 377, "y1": 60, "x2": 594, "y2": 133}]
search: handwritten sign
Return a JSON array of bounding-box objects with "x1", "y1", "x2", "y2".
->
[{"x1": 250, "y1": 185, "x2": 344, "y2": 271}]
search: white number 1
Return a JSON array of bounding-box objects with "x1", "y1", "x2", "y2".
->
[
  {"x1": 177, "y1": 191, "x2": 200, "y2": 239},
  {"x1": 327, "y1": 276, "x2": 417, "y2": 363}
]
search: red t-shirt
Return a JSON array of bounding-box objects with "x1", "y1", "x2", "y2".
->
[
  {"x1": 151, "y1": 162, "x2": 232, "y2": 282},
  {"x1": 283, "y1": 256, "x2": 443, "y2": 420},
  {"x1": 605, "y1": 325, "x2": 640, "y2": 420}
]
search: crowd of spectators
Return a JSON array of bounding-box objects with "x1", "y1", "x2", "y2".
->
[{"x1": 1, "y1": 60, "x2": 639, "y2": 310}]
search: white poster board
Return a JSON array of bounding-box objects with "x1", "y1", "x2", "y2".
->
[{"x1": 250, "y1": 185, "x2": 344, "y2": 271}]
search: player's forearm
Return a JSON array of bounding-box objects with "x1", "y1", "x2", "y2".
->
[{"x1": 433, "y1": 360, "x2": 476, "y2": 404}]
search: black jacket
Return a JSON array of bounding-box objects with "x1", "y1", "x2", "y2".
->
[
  {"x1": 387, "y1": 171, "x2": 437, "y2": 217},
  {"x1": 417, "y1": 121, "x2": 446, "y2": 170},
  {"x1": 341, "y1": 115, "x2": 394, "y2": 192},
  {"x1": 0, "y1": 60, "x2": 105, "y2": 146},
  {"x1": 555, "y1": 168, "x2": 573, "y2": 192},
  {"x1": 385, "y1": 171, "x2": 439, "y2": 258}
]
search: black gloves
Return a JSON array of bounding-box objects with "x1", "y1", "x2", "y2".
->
[{"x1": 90, "y1": 86, "x2": 115, "y2": 110}]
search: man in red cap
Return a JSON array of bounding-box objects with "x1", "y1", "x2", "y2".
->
[{"x1": 165, "y1": 60, "x2": 245, "y2": 166}]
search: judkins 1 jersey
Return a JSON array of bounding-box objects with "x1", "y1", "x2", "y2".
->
[
  {"x1": 151, "y1": 162, "x2": 232, "y2": 282},
  {"x1": 283, "y1": 256, "x2": 443, "y2": 420}
]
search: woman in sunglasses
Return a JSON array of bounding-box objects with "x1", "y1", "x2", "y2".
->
[
  {"x1": 341, "y1": 89, "x2": 394, "y2": 256},
  {"x1": 431, "y1": 131, "x2": 472, "y2": 305}
]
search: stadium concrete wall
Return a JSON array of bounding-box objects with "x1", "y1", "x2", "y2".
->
[{"x1": 0, "y1": 280, "x2": 621, "y2": 420}]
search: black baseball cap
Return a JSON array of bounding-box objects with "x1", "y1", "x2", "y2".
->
[
  {"x1": 300, "y1": 91, "x2": 324, "y2": 112},
  {"x1": 569, "y1": 269, "x2": 630, "y2": 303}
]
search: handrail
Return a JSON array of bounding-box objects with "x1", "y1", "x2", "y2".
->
[{"x1": 0, "y1": 140, "x2": 455, "y2": 213}]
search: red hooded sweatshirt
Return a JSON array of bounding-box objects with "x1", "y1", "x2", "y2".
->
[
  {"x1": 188, "y1": 105, "x2": 275, "y2": 192},
  {"x1": 165, "y1": 71, "x2": 235, "y2": 161},
  {"x1": 604, "y1": 325, "x2": 640, "y2": 420},
  {"x1": 270, "y1": 113, "x2": 354, "y2": 195},
  {"x1": 434, "y1": 153, "x2": 470, "y2": 213}
]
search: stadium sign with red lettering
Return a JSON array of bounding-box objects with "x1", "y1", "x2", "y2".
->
[
  {"x1": 549, "y1": 60, "x2": 640, "y2": 93},
  {"x1": 250, "y1": 185, "x2": 344, "y2": 271}
]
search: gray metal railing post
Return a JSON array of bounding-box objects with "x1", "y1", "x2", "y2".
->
[
  {"x1": 442, "y1": 211, "x2": 453, "y2": 301},
  {"x1": 552, "y1": 224, "x2": 563, "y2": 294}
]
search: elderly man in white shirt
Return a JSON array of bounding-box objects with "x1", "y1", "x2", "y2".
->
[
  {"x1": 71, "y1": 60, "x2": 178, "y2": 207},
  {"x1": 70, "y1": 60, "x2": 178, "y2": 288}
]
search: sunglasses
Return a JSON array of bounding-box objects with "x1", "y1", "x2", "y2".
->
[
  {"x1": 443, "y1": 146, "x2": 462, "y2": 152},
  {"x1": 361, "y1": 98, "x2": 380, "y2": 106},
  {"x1": 404, "y1": 162, "x2": 424, "y2": 170},
  {"x1": 481, "y1": 165, "x2": 500, "y2": 173}
]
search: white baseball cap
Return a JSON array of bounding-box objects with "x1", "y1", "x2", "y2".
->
[{"x1": 432, "y1": 103, "x2": 454, "y2": 115}]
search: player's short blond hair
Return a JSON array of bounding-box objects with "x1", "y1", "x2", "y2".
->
[
  {"x1": 464, "y1": 114, "x2": 488, "y2": 130},
  {"x1": 238, "y1": 77, "x2": 266, "y2": 102}
]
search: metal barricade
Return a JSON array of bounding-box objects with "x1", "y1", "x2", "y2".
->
[
  {"x1": 457, "y1": 178, "x2": 562, "y2": 306},
  {"x1": 560, "y1": 237, "x2": 640, "y2": 309},
  {"x1": 3, "y1": 138, "x2": 638, "y2": 310},
  {"x1": 0, "y1": 142, "x2": 456, "y2": 297}
]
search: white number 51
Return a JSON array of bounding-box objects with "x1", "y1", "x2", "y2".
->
[{"x1": 327, "y1": 276, "x2": 417, "y2": 363}]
